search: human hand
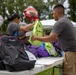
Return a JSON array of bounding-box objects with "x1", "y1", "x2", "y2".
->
[
  {"x1": 31, "y1": 35, "x2": 38, "y2": 41},
  {"x1": 28, "y1": 22, "x2": 35, "y2": 27},
  {"x1": 31, "y1": 21, "x2": 36, "y2": 26}
]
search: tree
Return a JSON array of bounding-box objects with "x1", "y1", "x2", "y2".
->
[
  {"x1": 0, "y1": 0, "x2": 26, "y2": 32},
  {"x1": 68, "y1": 0, "x2": 76, "y2": 22},
  {"x1": 0, "y1": 0, "x2": 65, "y2": 32}
]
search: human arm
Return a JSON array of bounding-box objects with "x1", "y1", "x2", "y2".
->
[
  {"x1": 20, "y1": 35, "x2": 27, "y2": 40},
  {"x1": 19, "y1": 22, "x2": 35, "y2": 31},
  {"x1": 32, "y1": 32, "x2": 58, "y2": 42}
]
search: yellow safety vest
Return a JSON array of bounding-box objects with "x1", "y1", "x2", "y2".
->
[
  {"x1": 45, "y1": 42, "x2": 57, "y2": 56},
  {"x1": 28, "y1": 20, "x2": 43, "y2": 46}
]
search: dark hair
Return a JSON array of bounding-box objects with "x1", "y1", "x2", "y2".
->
[
  {"x1": 53, "y1": 4, "x2": 65, "y2": 14},
  {"x1": 7, "y1": 13, "x2": 20, "y2": 21},
  {"x1": 53, "y1": 4, "x2": 65, "y2": 10}
]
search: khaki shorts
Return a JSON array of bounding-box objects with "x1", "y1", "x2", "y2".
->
[{"x1": 63, "y1": 51, "x2": 76, "y2": 75}]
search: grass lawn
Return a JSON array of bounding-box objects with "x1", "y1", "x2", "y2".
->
[{"x1": 35, "y1": 67, "x2": 60, "y2": 75}]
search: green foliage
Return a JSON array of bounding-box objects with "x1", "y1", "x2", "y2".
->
[
  {"x1": 0, "y1": 0, "x2": 65, "y2": 32},
  {"x1": 35, "y1": 67, "x2": 60, "y2": 75},
  {"x1": 68, "y1": 0, "x2": 76, "y2": 22}
]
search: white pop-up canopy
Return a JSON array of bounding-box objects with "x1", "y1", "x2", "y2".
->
[
  {"x1": 40, "y1": 19, "x2": 56, "y2": 29},
  {"x1": 40, "y1": 19, "x2": 76, "y2": 29}
]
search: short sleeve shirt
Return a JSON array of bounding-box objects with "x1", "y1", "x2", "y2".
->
[
  {"x1": 6, "y1": 22, "x2": 21, "y2": 35},
  {"x1": 51, "y1": 16, "x2": 76, "y2": 52}
]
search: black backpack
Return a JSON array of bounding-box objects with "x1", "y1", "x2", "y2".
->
[
  {"x1": 0, "y1": 57, "x2": 6, "y2": 70},
  {"x1": 0, "y1": 35, "x2": 36, "y2": 72},
  {"x1": 0, "y1": 34, "x2": 6, "y2": 70}
]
